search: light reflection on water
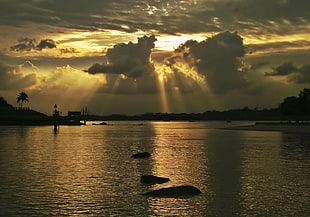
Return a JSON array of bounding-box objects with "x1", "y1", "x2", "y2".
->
[{"x1": 0, "y1": 121, "x2": 309, "y2": 216}]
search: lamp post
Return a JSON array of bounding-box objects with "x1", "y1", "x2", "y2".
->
[{"x1": 53, "y1": 104, "x2": 59, "y2": 133}]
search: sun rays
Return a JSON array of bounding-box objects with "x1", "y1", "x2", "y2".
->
[
  {"x1": 19, "y1": 64, "x2": 106, "y2": 113},
  {"x1": 155, "y1": 64, "x2": 170, "y2": 113},
  {"x1": 153, "y1": 60, "x2": 214, "y2": 113}
]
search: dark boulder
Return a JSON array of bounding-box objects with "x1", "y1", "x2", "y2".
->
[
  {"x1": 141, "y1": 175, "x2": 170, "y2": 184},
  {"x1": 142, "y1": 185, "x2": 202, "y2": 197},
  {"x1": 131, "y1": 152, "x2": 151, "y2": 158}
]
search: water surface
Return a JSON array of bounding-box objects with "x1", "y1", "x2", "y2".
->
[{"x1": 0, "y1": 121, "x2": 309, "y2": 216}]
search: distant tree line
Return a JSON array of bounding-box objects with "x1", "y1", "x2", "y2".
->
[
  {"x1": 0, "y1": 88, "x2": 309, "y2": 121},
  {"x1": 87, "y1": 107, "x2": 282, "y2": 121},
  {"x1": 90, "y1": 88, "x2": 310, "y2": 121}
]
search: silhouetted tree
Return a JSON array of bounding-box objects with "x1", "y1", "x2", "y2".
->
[
  {"x1": 16, "y1": 92, "x2": 29, "y2": 110},
  {"x1": 299, "y1": 88, "x2": 310, "y2": 115},
  {"x1": 279, "y1": 88, "x2": 310, "y2": 121}
]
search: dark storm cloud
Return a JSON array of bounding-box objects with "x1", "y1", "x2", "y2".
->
[
  {"x1": 170, "y1": 31, "x2": 249, "y2": 93},
  {"x1": 200, "y1": 0, "x2": 310, "y2": 34},
  {"x1": 10, "y1": 38, "x2": 57, "y2": 52},
  {"x1": 0, "y1": 0, "x2": 140, "y2": 32},
  {"x1": 36, "y1": 39, "x2": 57, "y2": 50},
  {"x1": 265, "y1": 62, "x2": 310, "y2": 84},
  {"x1": 265, "y1": 62, "x2": 298, "y2": 76},
  {"x1": 239, "y1": 0, "x2": 310, "y2": 22},
  {"x1": 1, "y1": 0, "x2": 309, "y2": 35},
  {"x1": 0, "y1": 62, "x2": 37, "y2": 90},
  {"x1": 10, "y1": 38, "x2": 36, "y2": 52},
  {"x1": 86, "y1": 35, "x2": 156, "y2": 78}
]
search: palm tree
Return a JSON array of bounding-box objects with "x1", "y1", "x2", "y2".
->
[{"x1": 16, "y1": 92, "x2": 29, "y2": 110}]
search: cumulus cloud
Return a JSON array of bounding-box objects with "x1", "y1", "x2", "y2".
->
[
  {"x1": 168, "y1": 31, "x2": 249, "y2": 93},
  {"x1": 85, "y1": 32, "x2": 263, "y2": 95},
  {"x1": 10, "y1": 38, "x2": 57, "y2": 52},
  {"x1": 86, "y1": 34, "x2": 212, "y2": 95},
  {"x1": 86, "y1": 35, "x2": 156, "y2": 78}
]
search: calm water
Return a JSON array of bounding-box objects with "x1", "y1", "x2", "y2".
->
[{"x1": 0, "y1": 121, "x2": 309, "y2": 216}]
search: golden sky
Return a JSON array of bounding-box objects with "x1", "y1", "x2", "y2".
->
[{"x1": 0, "y1": 0, "x2": 309, "y2": 115}]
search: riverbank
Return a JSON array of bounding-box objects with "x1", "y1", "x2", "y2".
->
[
  {"x1": 224, "y1": 122, "x2": 310, "y2": 133},
  {"x1": 0, "y1": 110, "x2": 83, "y2": 125}
]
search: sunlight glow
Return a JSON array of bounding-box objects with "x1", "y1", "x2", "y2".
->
[
  {"x1": 53, "y1": 30, "x2": 211, "y2": 55},
  {"x1": 27, "y1": 65, "x2": 106, "y2": 112},
  {"x1": 52, "y1": 30, "x2": 149, "y2": 57},
  {"x1": 243, "y1": 32, "x2": 310, "y2": 55},
  {"x1": 171, "y1": 86, "x2": 187, "y2": 113},
  {"x1": 54, "y1": 67, "x2": 105, "y2": 110},
  {"x1": 155, "y1": 34, "x2": 208, "y2": 51},
  {"x1": 244, "y1": 32, "x2": 310, "y2": 45},
  {"x1": 156, "y1": 65, "x2": 170, "y2": 113},
  {"x1": 98, "y1": 74, "x2": 125, "y2": 114},
  {"x1": 153, "y1": 58, "x2": 213, "y2": 113}
]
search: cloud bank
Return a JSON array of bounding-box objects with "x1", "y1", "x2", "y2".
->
[
  {"x1": 10, "y1": 38, "x2": 57, "y2": 52},
  {"x1": 265, "y1": 62, "x2": 310, "y2": 84},
  {"x1": 0, "y1": 0, "x2": 309, "y2": 37}
]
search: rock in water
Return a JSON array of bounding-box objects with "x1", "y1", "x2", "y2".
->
[
  {"x1": 142, "y1": 185, "x2": 201, "y2": 197},
  {"x1": 141, "y1": 175, "x2": 170, "y2": 184},
  {"x1": 131, "y1": 152, "x2": 151, "y2": 158}
]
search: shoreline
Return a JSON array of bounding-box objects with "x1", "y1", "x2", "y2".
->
[{"x1": 223, "y1": 122, "x2": 310, "y2": 133}]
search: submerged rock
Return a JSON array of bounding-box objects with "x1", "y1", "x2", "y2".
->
[
  {"x1": 142, "y1": 185, "x2": 202, "y2": 197},
  {"x1": 131, "y1": 152, "x2": 151, "y2": 158},
  {"x1": 141, "y1": 175, "x2": 170, "y2": 184}
]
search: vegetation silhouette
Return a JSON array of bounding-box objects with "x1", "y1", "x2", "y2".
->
[
  {"x1": 279, "y1": 88, "x2": 310, "y2": 122},
  {"x1": 0, "y1": 97, "x2": 14, "y2": 109},
  {"x1": 16, "y1": 92, "x2": 29, "y2": 110}
]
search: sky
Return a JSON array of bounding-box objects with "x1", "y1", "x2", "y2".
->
[{"x1": 0, "y1": 0, "x2": 309, "y2": 115}]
